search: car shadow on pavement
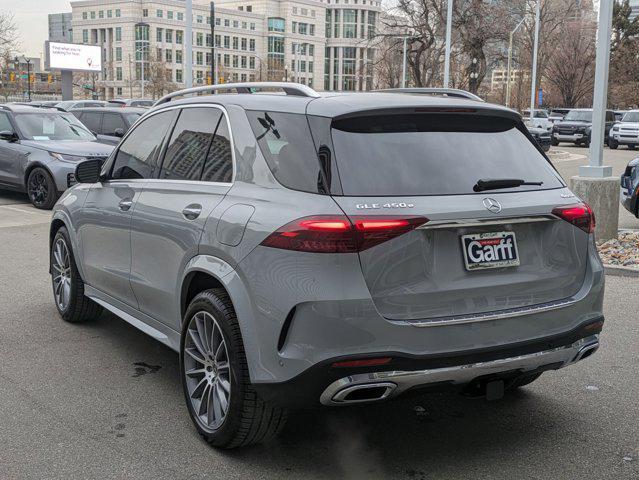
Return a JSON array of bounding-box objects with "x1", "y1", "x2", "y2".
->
[{"x1": 87, "y1": 310, "x2": 574, "y2": 479}]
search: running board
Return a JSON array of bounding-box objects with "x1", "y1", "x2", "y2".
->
[{"x1": 85, "y1": 286, "x2": 180, "y2": 351}]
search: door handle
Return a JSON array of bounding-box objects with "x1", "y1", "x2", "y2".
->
[
  {"x1": 118, "y1": 199, "x2": 133, "y2": 211},
  {"x1": 182, "y1": 204, "x2": 202, "y2": 220}
]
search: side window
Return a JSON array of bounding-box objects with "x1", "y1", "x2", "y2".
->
[
  {"x1": 102, "y1": 113, "x2": 127, "y2": 136},
  {"x1": 0, "y1": 112, "x2": 13, "y2": 132},
  {"x1": 80, "y1": 113, "x2": 102, "y2": 134},
  {"x1": 111, "y1": 110, "x2": 176, "y2": 180},
  {"x1": 159, "y1": 107, "x2": 222, "y2": 181},
  {"x1": 606, "y1": 111, "x2": 615, "y2": 122},
  {"x1": 202, "y1": 115, "x2": 233, "y2": 183}
]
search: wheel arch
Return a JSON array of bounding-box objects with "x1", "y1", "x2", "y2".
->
[
  {"x1": 24, "y1": 161, "x2": 53, "y2": 190},
  {"x1": 180, "y1": 255, "x2": 264, "y2": 382},
  {"x1": 49, "y1": 211, "x2": 86, "y2": 281}
]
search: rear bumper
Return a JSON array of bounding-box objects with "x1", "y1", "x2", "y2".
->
[
  {"x1": 254, "y1": 319, "x2": 603, "y2": 408},
  {"x1": 620, "y1": 183, "x2": 638, "y2": 216}
]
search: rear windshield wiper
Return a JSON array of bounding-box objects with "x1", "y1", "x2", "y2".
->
[{"x1": 473, "y1": 178, "x2": 543, "y2": 192}]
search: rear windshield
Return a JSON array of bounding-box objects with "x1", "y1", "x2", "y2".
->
[{"x1": 330, "y1": 113, "x2": 563, "y2": 196}]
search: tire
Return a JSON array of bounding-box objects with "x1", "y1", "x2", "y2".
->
[
  {"x1": 507, "y1": 372, "x2": 542, "y2": 390},
  {"x1": 629, "y1": 144, "x2": 636, "y2": 150},
  {"x1": 551, "y1": 138, "x2": 559, "y2": 147},
  {"x1": 180, "y1": 289, "x2": 288, "y2": 449},
  {"x1": 609, "y1": 139, "x2": 618, "y2": 150},
  {"x1": 51, "y1": 226, "x2": 103, "y2": 323},
  {"x1": 27, "y1": 167, "x2": 58, "y2": 210}
]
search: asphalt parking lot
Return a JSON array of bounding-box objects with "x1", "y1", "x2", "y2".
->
[{"x1": 0, "y1": 146, "x2": 637, "y2": 479}]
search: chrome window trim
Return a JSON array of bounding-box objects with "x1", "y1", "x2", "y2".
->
[
  {"x1": 417, "y1": 215, "x2": 556, "y2": 230},
  {"x1": 107, "y1": 103, "x2": 236, "y2": 184}
]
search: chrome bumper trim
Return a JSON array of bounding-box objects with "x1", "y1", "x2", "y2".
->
[{"x1": 320, "y1": 335, "x2": 599, "y2": 406}]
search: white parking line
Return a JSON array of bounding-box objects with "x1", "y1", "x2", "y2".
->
[{"x1": 0, "y1": 204, "x2": 51, "y2": 228}]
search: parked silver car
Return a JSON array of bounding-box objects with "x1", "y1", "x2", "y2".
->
[
  {"x1": 49, "y1": 83, "x2": 604, "y2": 449},
  {"x1": 0, "y1": 104, "x2": 113, "y2": 208}
]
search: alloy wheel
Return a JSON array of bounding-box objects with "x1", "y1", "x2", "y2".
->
[
  {"x1": 52, "y1": 238, "x2": 71, "y2": 311},
  {"x1": 28, "y1": 170, "x2": 49, "y2": 206},
  {"x1": 184, "y1": 311, "x2": 231, "y2": 431}
]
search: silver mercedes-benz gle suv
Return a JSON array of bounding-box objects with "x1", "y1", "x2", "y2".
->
[{"x1": 49, "y1": 83, "x2": 604, "y2": 449}]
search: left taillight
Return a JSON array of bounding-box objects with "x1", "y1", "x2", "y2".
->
[
  {"x1": 552, "y1": 202, "x2": 595, "y2": 234},
  {"x1": 260, "y1": 215, "x2": 429, "y2": 253}
]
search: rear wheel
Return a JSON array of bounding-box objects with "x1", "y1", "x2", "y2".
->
[
  {"x1": 51, "y1": 227, "x2": 103, "y2": 323},
  {"x1": 551, "y1": 138, "x2": 559, "y2": 147},
  {"x1": 180, "y1": 289, "x2": 287, "y2": 449},
  {"x1": 27, "y1": 167, "x2": 58, "y2": 210},
  {"x1": 609, "y1": 139, "x2": 618, "y2": 150}
]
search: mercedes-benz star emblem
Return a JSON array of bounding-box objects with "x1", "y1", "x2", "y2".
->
[{"x1": 482, "y1": 197, "x2": 502, "y2": 214}]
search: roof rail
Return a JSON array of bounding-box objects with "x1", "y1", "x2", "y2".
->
[
  {"x1": 154, "y1": 82, "x2": 320, "y2": 106},
  {"x1": 376, "y1": 88, "x2": 484, "y2": 102}
]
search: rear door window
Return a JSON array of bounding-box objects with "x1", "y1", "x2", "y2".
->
[
  {"x1": 159, "y1": 107, "x2": 223, "y2": 181},
  {"x1": 102, "y1": 113, "x2": 127, "y2": 136},
  {"x1": 80, "y1": 112, "x2": 102, "y2": 134},
  {"x1": 330, "y1": 113, "x2": 563, "y2": 196},
  {"x1": 201, "y1": 114, "x2": 233, "y2": 183}
]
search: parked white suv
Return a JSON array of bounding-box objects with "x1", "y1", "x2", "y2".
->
[
  {"x1": 609, "y1": 110, "x2": 639, "y2": 150},
  {"x1": 522, "y1": 109, "x2": 552, "y2": 131}
]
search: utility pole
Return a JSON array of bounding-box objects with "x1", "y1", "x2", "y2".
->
[
  {"x1": 185, "y1": 0, "x2": 193, "y2": 88},
  {"x1": 443, "y1": 0, "x2": 453, "y2": 88},
  {"x1": 128, "y1": 54, "x2": 133, "y2": 98},
  {"x1": 210, "y1": 2, "x2": 216, "y2": 84},
  {"x1": 529, "y1": 0, "x2": 540, "y2": 123},
  {"x1": 26, "y1": 58, "x2": 31, "y2": 101},
  {"x1": 401, "y1": 36, "x2": 408, "y2": 88},
  {"x1": 505, "y1": 17, "x2": 525, "y2": 108}
]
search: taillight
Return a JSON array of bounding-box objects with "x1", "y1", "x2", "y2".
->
[
  {"x1": 552, "y1": 203, "x2": 595, "y2": 233},
  {"x1": 260, "y1": 215, "x2": 428, "y2": 253}
]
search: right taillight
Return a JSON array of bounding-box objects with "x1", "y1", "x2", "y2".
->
[
  {"x1": 552, "y1": 203, "x2": 595, "y2": 234},
  {"x1": 260, "y1": 215, "x2": 428, "y2": 253}
]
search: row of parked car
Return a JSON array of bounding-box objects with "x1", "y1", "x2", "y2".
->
[{"x1": 522, "y1": 107, "x2": 639, "y2": 150}]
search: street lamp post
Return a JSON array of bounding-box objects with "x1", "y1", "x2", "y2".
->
[
  {"x1": 15, "y1": 56, "x2": 32, "y2": 101},
  {"x1": 394, "y1": 34, "x2": 415, "y2": 88},
  {"x1": 529, "y1": 0, "x2": 541, "y2": 123},
  {"x1": 469, "y1": 57, "x2": 478, "y2": 94},
  {"x1": 443, "y1": 0, "x2": 453, "y2": 88},
  {"x1": 505, "y1": 17, "x2": 525, "y2": 108}
]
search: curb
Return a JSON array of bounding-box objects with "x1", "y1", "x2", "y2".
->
[{"x1": 604, "y1": 265, "x2": 639, "y2": 277}]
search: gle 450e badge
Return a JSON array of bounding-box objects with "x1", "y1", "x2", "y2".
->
[{"x1": 356, "y1": 202, "x2": 415, "y2": 209}]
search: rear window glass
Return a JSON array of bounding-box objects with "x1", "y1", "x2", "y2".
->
[
  {"x1": 247, "y1": 111, "x2": 323, "y2": 193},
  {"x1": 330, "y1": 114, "x2": 563, "y2": 196}
]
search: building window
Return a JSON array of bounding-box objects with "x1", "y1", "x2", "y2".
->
[
  {"x1": 90, "y1": 11, "x2": 95, "y2": 19},
  {"x1": 116, "y1": 67, "x2": 123, "y2": 80},
  {"x1": 247, "y1": 5, "x2": 252, "y2": 12},
  {"x1": 166, "y1": 49, "x2": 172, "y2": 62},
  {"x1": 196, "y1": 51, "x2": 203, "y2": 65},
  {"x1": 176, "y1": 50, "x2": 183, "y2": 63},
  {"x1": 115, "y1": 27, "x2": 122, "y2": 41},
  {"x1": 107, "y1": 9, "x2": 112, "y2": 18},
  {"x1": 166, "y1": 29, "x2": 173, "y2": 43},
  {"x1": 249, "y1": 57, "x2": 255, "y2": 69},
  {"x1": 224, "y1": 36, "x2": 230, "y2": 48},
  {"x1": 241, "y1": 56, "x2": 247, "y2": 68},
  {"x1": 232, "y1": 55, "x2": 238, "y2": 68},
  {"x1": 157, "y1": 9, "x2": 163, "y2": 18},
  {"x1": 250, "y1": 22, "x2": 255, "y2": 30},
  {"x1": 249, "y1": 38, "x2": 255, "y2": 51},
  {"x1": 268, "y1": 17, "x2": 285, "y2": 33},
  {"x1": 223, "y1": 54, "x2": 230, "y2": 67},
  {"x1": 241, "y1": 38, "x2": 247, "y2": 50},
  {"x1": 82, "y1": 12, "x2": 87, "y2": 20},
  {"x1": 176, "y1": 69, "x2": 183, "y2": 82},
  {"x1": 309, "y1": 61, "x2": 314, "y2": 72},
  {"x1": 115, "y1": 47, "x2": 122, "y2": 61},
  {"x1": 168, "y1": 11, "x2": 173, "y2": 19},
  {"x1": 206, "y1": 33, "x2": 212, "y2": 47},
  {"x1": 292, "y1": 21, "x2": 297, "y2": 33},
  {"x1": 99, "y1": 11, "x2": 104, "y2": 19},
  {"x1": 115, "y1": 9, "x2": 121, "y2": 17},
  {"x1": 197, "y1": 15, "x2": 203, "y2": 23},
  {"x1": 196, "y1": 32, "x2": 203, "y2": 46},
  {"x1": 82, "y1": 29, "x2": 88, "y2": 43},
  {"x1": 176, "y1": 30, "x2": 183, "y2": 44},
  {"x1": 224, "y1": 19, "x2": 230, "y2": 27},
  {"x1": 117, "y1": 87, "x2": 123, "y2": 95},
  {"x1": 215, "y1": 35, "x2": 221, "y2": 47},
  {"x1": 157, "y1": 28, "x2": 163, "y2": 42},
  {"x1": 216, "y1": 18, "x2": 221, "y2": 26},
  {"x1": 242, "y1": 21, "x2": 247, "y2": 29},
  {"x1": 233, "y1": 20, "x2": 239, "y2": 28},
  {"x1": 206, "y1": 52, "x2": 212, "y2": 65},
  {"x1": 177, "y1": 12, "x2": 184, "y2": 21},
  {"x1": 232, "y1": 37, "x2": 238, "y2": 49}
]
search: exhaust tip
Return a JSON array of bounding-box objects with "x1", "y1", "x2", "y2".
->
[
  {"x1": 574, "y1": 342, "x2": 599, "y2": 363},
  {"x1": 331, "y1": 382, "x2": 397, "y2": 404}
]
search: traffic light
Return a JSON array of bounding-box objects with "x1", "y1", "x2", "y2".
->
[
  {"x1": 48, "y1": 74, "x2": 53, "y2": 83},
  {"x1": 206, "y1": 76, "x2": 212, "y2": 85},
  {"x1": 29, "y1": 73, "x2": 34, "y2": 83},
  {"x1": 9, "y1": 72, "x2": 15, "y2": 82}
]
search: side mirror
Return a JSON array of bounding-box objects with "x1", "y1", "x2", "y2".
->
[
  {"x1": 0, "y1": 130, "x2": 18, "y2": 142},
  {"x1": 114, "y1": 128, "x2": 125, "y2": 137},
  {"x1": 75, "y1": 158, "x2": 104, "y2": 184}
]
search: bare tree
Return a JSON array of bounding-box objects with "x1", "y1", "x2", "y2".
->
[
  {"x1": 0, "y1": 12, "x2": 19, "y2": 59},
  {"x1": 145, "y1": 54, "x2": 177, "y2": 99},
  {"x1": 544, "y1": 21, "x2": 595, "y2": 107}
]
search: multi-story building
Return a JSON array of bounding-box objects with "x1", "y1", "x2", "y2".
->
[
  {"x1": 65, "y1": 0, "x2": 381, "y2": 99},
  {"x1": 490, "y1": 68, "x2": 529, "y2": 92},
  {"x1": 48, "y1": 13, "x2": 74, "y2": 43},
  {"x1": 630, "y1": 0, "x2": 639, "y2": 21}
]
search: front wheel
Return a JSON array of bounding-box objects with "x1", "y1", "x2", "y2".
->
[
  {"x1": 609, "y1": 139, "x2": 618, "y2": 150},
  {"x1": 51, "y1": 227, "x2": 103, "y2": 323},
  {"x1": 28, "y1": 167, "x2": 58, "y2": 209},
  {"x1": 180, "y1": 289, "x2": 287, "y2": 449},
  {"x1": 551, "y1": 138, "x2": 559, "y2": 147}
]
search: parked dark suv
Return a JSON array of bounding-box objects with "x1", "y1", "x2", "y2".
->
[
  {"x1": 551, "y1": 108, "x2": 615, "y2": 147},
  {"x1": 71, "y1": 107, "x2": 145, "y2": 145},
  {"x1": 49, "y1": 83, "x2": 604, "y2": 449}
]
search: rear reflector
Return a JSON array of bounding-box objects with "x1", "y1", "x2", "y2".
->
[
  {"x1": 260, "y1": 215, "x2": 428, "y2": 253},
  {"x1": 332, "y1": 357, "x2": 392, "y2": 368},
  {"x1": 552, "y1": 203, "x2": 595, "y2": 234}
]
